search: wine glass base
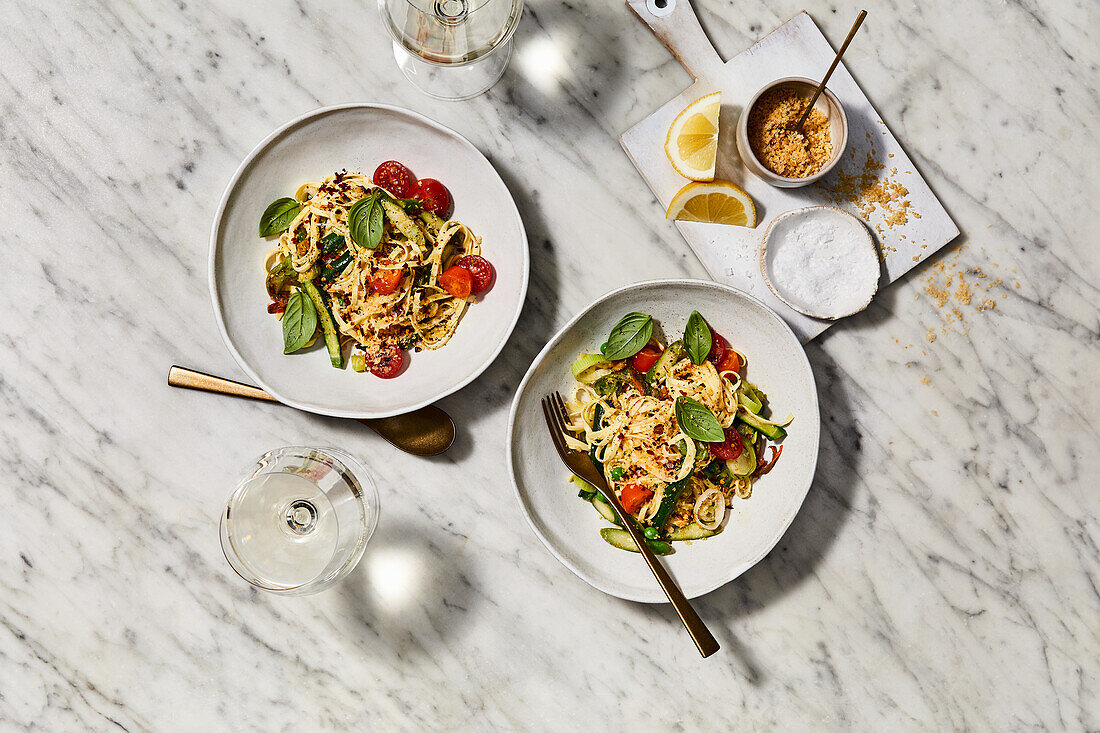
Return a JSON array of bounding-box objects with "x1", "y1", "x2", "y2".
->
[{"x1": 391, "y1": 39, "x2": 513, "y2": 101}]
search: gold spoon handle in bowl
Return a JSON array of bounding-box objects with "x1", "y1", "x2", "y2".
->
[
  {"x1": 796, "y1": 9, "x2": 867, "y2": 130},
  {"x1": 167, "y1": 366, "x2": 455, "y2": 457}
]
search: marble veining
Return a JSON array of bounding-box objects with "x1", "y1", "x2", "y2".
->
[{"x1": 0, "y1": 1, "x2": 1097, "y2": 730}]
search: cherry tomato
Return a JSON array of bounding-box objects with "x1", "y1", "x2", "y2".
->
[
  {"x1": 414, "y1": 178, "x2": 453, "y2": 217},
  {"x1": 619, "y1": 483, "x2": 654, "y2": 514},
  {"x1": 631, "y1": 346, "x2": 664, "y2": 374},
  {"x1": 717, "y1": 349, "x2": 741, "y2": 374},
  {"x1": 370, "y1": 268, "x2": 403, "y2": 295},
  {"x1": 453, "y1": 255, "x2": 495, "y2": 293},
  {"x1": 707, "y1": 330, "x2": 729, "y2": 365},
  {"x1": 368, "y1": 344, "x2": 404, "y2": 379},
  {"x1": 438, "y1": 265, "x2": 473, "y2": 298},
  {"x1": 372, "y1": 160, "x2": 416, "y2": 198},
  {"x1": 708, "y1": 426, "x2": 744, "y2": 461}
]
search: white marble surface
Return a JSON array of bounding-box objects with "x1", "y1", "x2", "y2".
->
[{"x1": 1, "y1": 1, "x2": 1097, "y2": 730}]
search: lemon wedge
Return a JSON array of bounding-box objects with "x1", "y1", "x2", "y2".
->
[
  {"x1": 666, "y1": 180, "x2": 757, "y2": 227},
  {"x1": 664, "y1": 91, "x2": 721, "y2": 181}
]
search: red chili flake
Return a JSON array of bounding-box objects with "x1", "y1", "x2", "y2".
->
[{"x1": 753, "y1": 445, "x2": 783, "y2": 477}]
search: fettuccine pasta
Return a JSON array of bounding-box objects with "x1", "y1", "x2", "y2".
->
[{"x1": 260, "y1": 166, "x2": 494, "y2": 377}]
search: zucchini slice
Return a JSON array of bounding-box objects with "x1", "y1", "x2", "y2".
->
[
  {"x1": 726, "y1": 444, "x2": 757, "y2": 476},
  {"x1": 738, "y1": 390, "x2": 762, "y2": 414},
  {"x1": 381, "y1": 199, "x2": 426, "y2": 248},
  {"x1": 736, "y1": 410, "x2": 787, "y2": 441},
  {"x1": 591, "y1": 495, "x2": 620, "y2": 525},
  {"x1": 571, "y1": 352, "x2": 611, "y2": 381},
  {"x1": 418, "y1": 210, "x2": 445, "y2": 237},
  {"x1": 667, "y1": 524, "x2": 721, "y2": 541},
  {"x1": 599, "y1": 528, "x2": 673, "y2": 555},
  {"x1": 645, "y1": 340, "x2": 684, "y2": 384}
]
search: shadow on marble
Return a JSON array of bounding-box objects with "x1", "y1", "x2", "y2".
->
[
  {"x1": 496, "y1": 3, "x2": 626, "y2": 121},
  {"x1": 334, "y1": 516, "x2": 477, "y2": 658},
  {"x1": 715, "y1": 103, "x2": 760, "y2": 218},
  {"x1": 838, "y1": 227, "x2": 969, "y2": 340},
  {"x1": 431, "y1": 162, "x2": 561, "y2": 463},
  {"x1": 621, "y1": 347, "x2": 859, "y2": 676}
]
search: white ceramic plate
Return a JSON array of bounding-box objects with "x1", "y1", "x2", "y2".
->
[
  {"x1": 210, "y1": 104, "x2": 529, "y2": 418},
  {"x1": 507, "y1": 280, "x2": 819, "y2": 602}
]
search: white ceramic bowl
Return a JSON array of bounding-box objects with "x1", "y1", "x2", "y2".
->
[
  {"x1": 735, "y1": 76, "x2": 848, "y2": 188},
  {"x1": 507, "y1": 280, "x2": 820, "y2": 602},
  {"x1": 760, "y1": 205, "x2": 879, "y2": 320},
  {"x1": 210, "y1": 104, "x2": 529, "y2": 418}
]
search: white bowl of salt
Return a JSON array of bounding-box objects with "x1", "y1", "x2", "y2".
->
[{"x1": 760, "y1": 206, "x2": 880, "y2": 320}]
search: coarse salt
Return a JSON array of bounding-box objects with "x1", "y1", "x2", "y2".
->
[{"x1": 764, "y1": 207, "x2": 878, "y2": 319}]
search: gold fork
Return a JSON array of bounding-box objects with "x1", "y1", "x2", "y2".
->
[{"x1": 541, "y1": 392, "x2": 720, "y2": 658}]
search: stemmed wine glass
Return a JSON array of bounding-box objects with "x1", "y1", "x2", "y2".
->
[
  {"x1": 379, "y1": 0, "x2": 524, "y2": 100},
  {"x1": 220, "y1": 446, "x2": 379, "y2": 595}
]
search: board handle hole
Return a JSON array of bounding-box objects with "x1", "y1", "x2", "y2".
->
[{"x1": 647, "y1": 0, "x2": 674, "y2": 16}]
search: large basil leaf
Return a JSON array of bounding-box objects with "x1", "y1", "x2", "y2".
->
[
  {"x1": 259, "y1": 197, "x2": 301, "y2": 237},
  {"x1": 603, "y1": 312, "x2": 653, "y2": 360},
  {"x1": 683, "y1": 310, "x2": 712, "y2": 365},
  {"x1": 282, "y1": 289, "x2": 318, "y2": 354},
  {"x1": 674, "y1": 396, "x2": 724, "y2": 442},
  {"x1": 348, "y1": 190, "x2": 384, "y2": 249}
]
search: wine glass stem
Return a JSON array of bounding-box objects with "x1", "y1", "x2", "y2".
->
[
  {"x1": 435, "y1": 0, "x2": 468, "y2": 25},
  {"x1": 285, "y1": 499, "x2": 318, "y2": 535}
]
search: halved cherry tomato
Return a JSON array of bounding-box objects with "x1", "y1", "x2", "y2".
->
[
  {"x1": 414, "y1": 178, "x2": 452, "y2": 217},
  {"x1": 438, "y1": 265, "x2": 473, "y2": 298},
  {"x1": 708, "y1": 426, "x2": 744, "y2": 461},
  {"x1": 707, "y1": 330, "x2": 729, "y2": 365},
  {"x1": 453, "y1": 255, "x2": 495, "y2": 293},
  {"x1": 370, "y1": 268, "x2": 403, "y2": 295},
  {"x1": 619, "y1": 483, "x2": 654, "y2": 514},
  {"x1": 717, "y1": 349, "x2": 741, "y2": 374},
  {"x1": 373, "y1": 160, "x2": 416, "y2": 198},
  {"x1": 631, "y1": 346, "x2": 663, "y2": 374},
  {"x1": 368, "y1": 344, "x2": 404, "y2": 379}
]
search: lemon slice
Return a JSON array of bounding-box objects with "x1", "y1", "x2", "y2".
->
[
  {"x1": 664, "y1": 91, "x2": 721, "y2": 181},
  {"x1": 666, "y1": 180, "x2": 757, "y2": 227}
]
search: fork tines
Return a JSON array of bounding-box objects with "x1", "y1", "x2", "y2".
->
[{"x1": 541, "y1": 392, "x2": 571, "y2": 457}]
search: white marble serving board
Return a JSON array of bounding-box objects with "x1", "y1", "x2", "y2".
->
[{"x1": 621, "y1": 11, "x2": 960, "y2": 342}]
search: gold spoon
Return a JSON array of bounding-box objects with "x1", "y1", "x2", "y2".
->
[
  {"x1": 795, "y1": 10, "x2": 867, "y2": 131},
  {"x1": 167, "y1": 365, "x2": 456, "y2": 457}
]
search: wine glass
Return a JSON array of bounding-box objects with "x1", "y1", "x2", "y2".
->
[
  {"x1": 379, "y1": 0, "x2": 524, "y2": 101},
  {"x1": 220, "y1": 446, "x2": 379, "y2": 595}
]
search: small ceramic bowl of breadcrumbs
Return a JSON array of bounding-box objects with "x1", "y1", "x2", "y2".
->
[
  {"x1": 736, "y1": 77, "x2": 848, "y2": 188},
  {"x1": 760, "y1": 206, "x2": 879, "y2": 320}
]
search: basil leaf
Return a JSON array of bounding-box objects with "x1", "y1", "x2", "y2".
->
[
  {"x1": 603, "y1": 312, "x2": 653, "y2": 360},
  {"x1": 259, "y1": 197, "x2": 300, "y2": 237},
  {"x1": 349, "y1": 191, "x2": 384, "y2": 249},
  {"x1": 282, "y1": 289, "x2": 318, "y2": 354},
  {"x1": 684, "y1": 310, "x2": 712, "y2": 366},
  {"x1": 674, "y1": 396, "x2": 724, "y2": 442}
]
